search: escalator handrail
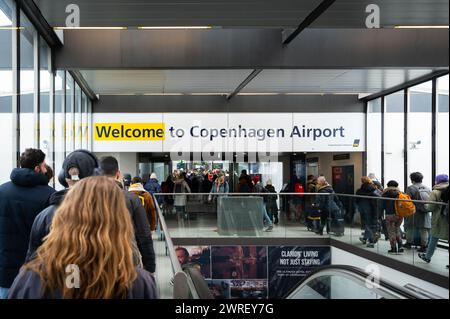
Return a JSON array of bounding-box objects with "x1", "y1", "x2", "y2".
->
[{"x1": 284, "y1": 265, "x2": 425, "y2": 299}]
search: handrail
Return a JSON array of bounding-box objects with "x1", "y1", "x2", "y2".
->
[
  {"x1": 152, "y1": 194, "x2": 200, "y2": 299},
  {"x1": 154, "y1": 192, "x2": 448, "y2": 205},
  {"x1": 283, "y1": 265, "x2": 429, "y2": 299}
]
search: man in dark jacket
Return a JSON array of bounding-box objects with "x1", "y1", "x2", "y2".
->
[
  {"x1": 26, "y1": 153, "x2": 156, "y2": 274},
  {"x1": 313, "y1": 177, "x2": 342, "y2": 236},
  {"x1": 0, "y1": 149, "x2": 55, "y2": 298},
  {"x1": 95, "y1": 156, "x2": 156, "y2": 273}
]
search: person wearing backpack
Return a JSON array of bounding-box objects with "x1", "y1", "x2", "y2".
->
[
  {"x1": 418, "y1": 174, "x2": 449, "y2": 265},
  {"x1": 129, "y1": 177, "x2": 157, "y2": 232},
  {"x1": 381, "y1": 180, "x2": 404, "y2": 254},
  {"x1": 405, "y1": 172, "x2": 432, "y2": 252}
]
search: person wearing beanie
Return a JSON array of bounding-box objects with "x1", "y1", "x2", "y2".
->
[
  {"x1": 419, "y1": 174, "x2": 449, "y2": 265},
  {"x1": 0, "y1": 149, "x2": 55, "y2": 298},
  {"x1": 381, "y1": 180, "x2": 404, "y2": 254},
  {"x1": 26, "y1": 150, "x2": 100, "y2": 262},
  {"x1": 144, "y1": 173, "x2": 161, "y2": 195},
  {"x1": 129, "y1": 177, "x2": 157, "y2": 232}
]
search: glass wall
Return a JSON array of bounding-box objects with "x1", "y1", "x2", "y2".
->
[
  {"x1": 54, "y1": 70, "x2": 65, "y2": 189},
  {"x1": 367, "y1": 75, "x2": 449, "y2": 189},
  {"x1": 81, "y1": 92, "x2": 88, "y2": 149},
  {"x1": 408, "y1": 81, "x2": 432, "y2": 187},
  {"x1": 0, "y1": 0, "x2": 14, "y2": 183},
  {"x1": 437, "y1": 75, "x2": 449, "y2": 177},
  {"x1": 74, "y1": 83, "x2": 82, "y2": 149},
  {"x1": 65, "y1": 73, "x2": 74, "y2": 155},
  {"x1": 366, "y1": 98, "x2": 382, "y2": 183},
  {"x1": 39, "y1": 36, "x2": 52, "y2": 168},
  {"x1": 19, "y1": 10, "x2": 35, "y2": 152},
  {"x1": 384, "y1": 91, "x2": 405, "y2": 190},
  {"x1": 0, "y1": 4, "x2": 93, "y2": 185}
]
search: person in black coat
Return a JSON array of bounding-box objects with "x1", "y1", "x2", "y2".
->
[
  {"x1": 0, "y1": 149, "x2": 55, "y2": 297},
  {"x1": 26, "y1": 153, "x2": 156, "y2": 274},
  {"x1": 313, "y1": 177, "x2": 342, "y2": 235},
  {"x1": 355, "y1": 176, "x2": 382, "y2": 248}
]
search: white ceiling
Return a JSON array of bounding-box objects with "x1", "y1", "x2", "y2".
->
[{"x1": 80, "y1": 69, "x2": 443, "y2": 95}]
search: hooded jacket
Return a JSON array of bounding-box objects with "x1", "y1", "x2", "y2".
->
[
  {"x1": 425, "y1": 182, "x2": 449, "y2": 240},
  {"x1": 0, "y1": 168, "x2": 55, "y2": 288},
  {"x1": 26, "y1": 183, "x2": 156, "y2": 273},
  {"x1": 314, "y1": 184, "x2": 342, "y2": 217},
  {"x1": 355, "y1": 183, "x2": 381, "y2": 218},
  {"x1": 129, "y1": 183, "x2": 157, "y2": 231}
]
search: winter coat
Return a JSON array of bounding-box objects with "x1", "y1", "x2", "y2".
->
[
  {"x1": 8, "y1": 267, "x2": 158, "y2": 299},
  {"x1": 238, "y1": 175, "x2": 253, "y2": 193},
  {"x1": 405, "y1": 183, "x2": 432, "y2": 229},
  {"x1": 381, "y1": 187, "x2": 399, "y2": 216},
  {"x1": 0, "y1": 169, "x2": 55, "y2": 288},
  {"x1": 144, "y1": 178, "x2": 161, "y2": 194},
  {"x1": 26, "y1": 186, "x2": 156, "y2": 273},
  {"x1": 173, "y1": 179, "x2": 191, "y2": 207},
  {"x1": 314, "y1": 184, "x2": 342, "y2": 218},
  {"x1": 265, "y1": 185, "x2": 278, "y2": 214},
  {"x1": 356, "y1": 183, "x2": 381, "y2": 219},
  {"x1": 129, "y1": 184, "x2": 158, "y2": 231},
  {"x1": 425, "y1": 182, "x2": 449, "y2": 240}
]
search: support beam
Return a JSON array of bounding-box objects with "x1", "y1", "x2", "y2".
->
[
  {"x1": 283, "y1": 0, "x2": 336, "y2": 45},
  {"x1": 55, "y1": 29, "x2": 449, "y2": 69},
  {"x1": 226, "y1": 69, "x2": 262, "y2": 101},
  {"x1": 69, "y1": 70, "x2": 98, "y2": 101},
  {"x1": 19, "y1": 0, "x2": 63, "y2": 48}
]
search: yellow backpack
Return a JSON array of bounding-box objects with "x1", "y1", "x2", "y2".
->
[{"x1": 395, "y1": 192, "x2": 416, "y2": 217}]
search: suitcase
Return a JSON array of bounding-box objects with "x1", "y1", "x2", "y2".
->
[{"x1": 327, "y1": 217, "x2": 345, "y2": 236}]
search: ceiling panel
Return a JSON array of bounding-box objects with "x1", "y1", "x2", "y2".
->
[
  {"x1": 242, "y1": 69, "x2": 441, "y2": 94},
  {"x1": 35, "y1": 0, "x2": 448, "y2": 28},
  {"x1": 80, "y1": 69, "x2": 444, "y2": 95},
  {"x1": 80, "y1": 69, "x2": 254, "y2": 94}
]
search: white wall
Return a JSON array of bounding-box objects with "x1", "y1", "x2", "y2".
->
[
  {"x1": 331, "y1": 247, "x2": 449, "y2": 299},
  {"x1": 95, "y1": 152, "x2": 138, "y2": 177},
  {"x1": 306, "y1": 152, "x2": 363, "y2": 192}
]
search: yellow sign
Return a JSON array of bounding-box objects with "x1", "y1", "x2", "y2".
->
[{"x1": 95, "y1": 123, "x2": 165, "y2": 141}]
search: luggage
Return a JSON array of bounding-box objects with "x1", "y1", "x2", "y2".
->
[{"x1": 326, "y1": 216, "x2": 345, "y2": 236}]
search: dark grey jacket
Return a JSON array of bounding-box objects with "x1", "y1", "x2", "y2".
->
[
  {"x1": 26, "y1": 188, "x2": 156, "y2": 273},
  {"x1": 0, "y1": 169, "x2": 55, "y2": 288},
  {"x1": 405, "y1": 183, "x2": 432, "y2": 229},
  {"x1": 8, "y1": 267, "x2": 158, "y2": 299}
]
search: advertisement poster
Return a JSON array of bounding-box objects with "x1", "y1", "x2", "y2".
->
[
  {"x1": 268, "y1": 246, "x2": 331, "y2": 299},
  {"x1": 211, "y1": 246, "x2": 267, "y2": 280},
  {"x1": 175, "y1": 246, "x2": 211, "y2": 279}
]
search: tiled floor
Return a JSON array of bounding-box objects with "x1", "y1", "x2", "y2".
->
[{"x1": 163, "y1": 213, "x2": 449, "y2": 277}]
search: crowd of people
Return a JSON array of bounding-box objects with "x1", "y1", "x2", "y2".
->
[{"x1": 0, "y1": 149, "x2": 158, "y2": 299}]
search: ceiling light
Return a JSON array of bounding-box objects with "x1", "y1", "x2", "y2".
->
[
  {"x1": 0, "y1": 9, "x2": 12, "y2": 27},
  {"x1": 53, "y1": 27, "x2": 128, "y2": 30},
  {"x1": 238, "y1": 93, "x2": 279, "y2": 96},
  {"x1": 138, "y1": 26, "x2": 212, "y2": 30},
  {"x1": 394, "y1": 25, "x2": 449, "y2": 29}
]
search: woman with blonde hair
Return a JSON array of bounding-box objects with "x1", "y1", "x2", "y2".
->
[{"x1": 8, "y1": 176, "x2": 158, "y2": 299}]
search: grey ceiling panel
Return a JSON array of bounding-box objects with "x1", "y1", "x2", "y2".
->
[
  {"x1": 79, "y1": 69, "x2": 443, "y2": 95},
  {"x1": 35, "y1": 0, "x2": 448, "y2": 28}
]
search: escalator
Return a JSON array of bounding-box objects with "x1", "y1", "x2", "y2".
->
[{"x1": 284, "y1": 265, "x2": 442, "y2": 299}]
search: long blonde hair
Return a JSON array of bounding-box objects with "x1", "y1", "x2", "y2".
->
[{"x1": 25, "y1": 176, "x2": 137, "y2": 299}]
